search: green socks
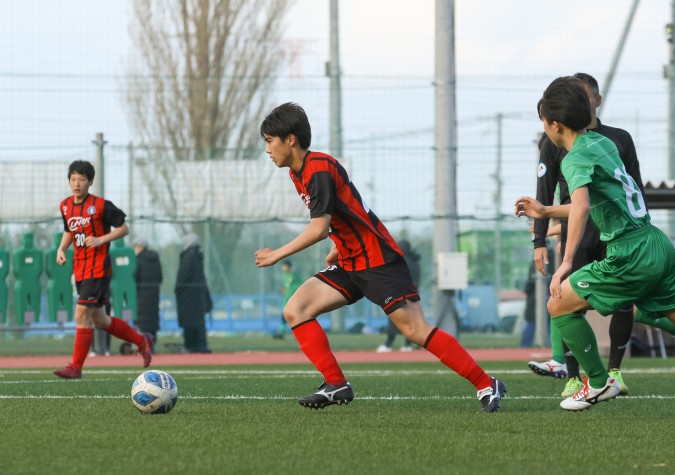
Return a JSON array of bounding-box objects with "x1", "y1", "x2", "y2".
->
[
  {"x1": 550, "y1": 320, "x2": 565, "y2": 364},
  {"x1": 552, "y1": 313, "x2": 608, "y2": 388},
  {"x1": 635, "y1": 309, "x2": 675, "y2": 335}
]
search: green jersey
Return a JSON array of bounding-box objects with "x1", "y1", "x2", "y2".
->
[{"x1": 561, "y1": 131, "x2": 650, "y2": 241}]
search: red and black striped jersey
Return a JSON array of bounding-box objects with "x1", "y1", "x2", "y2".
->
[
  {"x1": 290, "y1": 151, "x2": 402, "y2": 271},
  {"x1": 60, "y1": 194, "x2": 126, "y2": 282}
]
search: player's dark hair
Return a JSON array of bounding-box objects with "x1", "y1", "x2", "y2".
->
[
  {"x1": 573, "y1": 72, "x2": 600, "y2": 96},
  {"x1": 281, "y1": 260, "x2": 292, "y2": 268},
  {"x1": 260, "y1": 102, "x2": 312, "y2": 149},
  {"x1": 67, "y1": 160, "x2": 95, "y2": 181},
  {"x1": 537, "y1": 76, "x2": 591, "y2": 131}
]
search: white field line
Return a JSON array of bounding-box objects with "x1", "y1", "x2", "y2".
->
[
  {"x1": 0, "y1": 394, "x2": 674, "y2": 401},
  {"x1": 2, "y1": 367, "x2": 675, "y2": 378}
]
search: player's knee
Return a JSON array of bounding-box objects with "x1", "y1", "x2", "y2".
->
[
  {"x1": 397, "y1": 324, "x2": 415, "y2": 342},
  {"x1": 546, "y1": 299, "x2": 562, "y2": 317},
  {"x1": 396, "y1": 318, "x2": 431, "y2": 346},
  {"x1": 282, "y1": 306, "x2": 304, "y2": 327}
]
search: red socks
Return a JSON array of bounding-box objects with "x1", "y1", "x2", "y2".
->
[
  {"x1": 72, "y1": 327, "x2": 93, "y2": 370},
  {"x1": 71, "y1": 318, "x2": 142, "y2": 370},
  {"x1": 424, "y1": 327, "x2": 493, "y2": 390},
  {"x1": 107, "y1": 317, "x2": 143, "y2": 346},
  {"x1": 292, "y1": 320, "x2": 346, "y2": 385}
]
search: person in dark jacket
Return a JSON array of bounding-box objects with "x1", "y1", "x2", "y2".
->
[
  {"x1": 175, "y1": 233, "x2": 212, "y2": 353},
  {"x1": 133, "y1": 239, "x2": 163, "y2": 350}
]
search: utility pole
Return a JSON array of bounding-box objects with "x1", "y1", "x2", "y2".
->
[
  {"x1": 93, "y1": 132, "x2": 107, "y2": 197},
  {"x1": 328, "y1": 0, "x2": 343, "y2": 159},
  {"x1": 328, "y1": 0, "x2": 344, "y2": 332},
  {"x1": 433, "y1": 0, "x2": 460, "y2": 336},
  {"x1": 668, "y1": 0, "x2": 675, "y2": 238},
  {"x1": 493, "y1": 114, "x2": 503, "y2": 298}
]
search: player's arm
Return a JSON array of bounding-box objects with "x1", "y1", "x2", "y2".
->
[
  {"x1": 515, "y1": 197, "x2": 571, "y2": 219},
  {"x1": 532, "y1": 139, "x2": 562, "y2": 275},
  {"x1": 84, "y1": 223, "x2": 129, "y2": 248},
  {"x1": 56, "y1": 232, "x2": 72, "y2": 266},
  {"x1": 255, "y1": 214, "x2": 331, "y2": 267},
  {"x1": 325, "y1": 245, "x2": 339, "y2": 266},
  {"x1": 546, "y1": 222, "x2": 561, "y2": 236},
  {"x1": 85, "y1": 201, "x2": 129, "y2": 248},
  {"x1": 549, "y1": 187, "x2": 589, "y2": 298}
]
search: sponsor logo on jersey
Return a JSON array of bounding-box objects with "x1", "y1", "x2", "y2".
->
[
  {"x1": 584, "y1": 344, "x2": 592, "y2": 353},
  {"x1": 537, "y1": 163, "x2": 547, "y2": 177},
  {"x1": 577, "y1": 281, "x2": 590, "y2": 289},
  {"x1": 87, "y1": 205, "x2": 96, "y2": 215},
  {"x1": 68, "y1": 216, "x2": 91, "y2": 231}
]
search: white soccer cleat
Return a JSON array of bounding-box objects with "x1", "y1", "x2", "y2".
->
[
  {"x1": 376, "y1": 345, "x2": 393, "y2": 353},
  {"x1": 560, "y1": 376, "x2": 620, "y2": 411},
  {"x1": 528, "y1": 359, "x2": 568, "y2": 379}
]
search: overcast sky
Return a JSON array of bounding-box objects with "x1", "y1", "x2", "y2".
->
[{"x1": 0, "y1": 0, "x2": 671, "y2": 219}]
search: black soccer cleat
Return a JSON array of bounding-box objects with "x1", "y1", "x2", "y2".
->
[
  {"x1": 477, "y1": 378, "x2": 507, "y2": 413},
  {"x1": 298, "y1": 381, "x2": 354, "y2": 409}
]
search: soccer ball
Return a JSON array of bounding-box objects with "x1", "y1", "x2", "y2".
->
[{"x1": 131, "y1": 370, "x2": 178, "y2": 414}]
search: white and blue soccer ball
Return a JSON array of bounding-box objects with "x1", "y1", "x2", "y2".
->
[{"x1": 131, "y1": 370, "x2": 178, "y2": 414}]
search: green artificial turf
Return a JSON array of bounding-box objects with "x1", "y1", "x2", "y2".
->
[
  {"x1": 1, "y1": 359, "x2": 674, "y2": 474},
  {"x1": 0, "y1": 331, "x2": 522, "y2": 356}
]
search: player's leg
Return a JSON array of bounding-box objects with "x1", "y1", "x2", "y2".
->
[
  {"x1": 528, "y1": 324, "x2": 568, "y2": 378},
  {"x1": 285, "y1": 275, "x2": 354, "y2": 408},
  {"x1": 635, "y1": 308, "x2": 675, "y2": 334},
  {"x1": 607, "y1": 304, "x2": 634, "y2": 394},
  {"x1": 586, "y1": 237, "x2": 632, "y2": 393},
  {"x1": 88, "y1": 281, "x2": 153, "y2": 367},
  {"x1": 559, "y1": 235, "x2": 596, "y2": 394},
  {"x1": 559, "y1": 341, "x2": 584, "y2": 397},
  {"x1": 388, "y1": 299, "x2": 506, "y2": 412},
  {"x1": 548, "y1": 281, "x2": 620, "y2": 410},
  {"x1": 548, "y1": 284, "x2": 606, "y2": 384},
  {"x1": 631, "y1": 225, "x2": 675, "y2": 333},
  {"x1": 54, "y1": 281, "x2": 98, "y2": 378},
  {"x1": 93, "y1": 307, "x2": 153, "y2": 367}
]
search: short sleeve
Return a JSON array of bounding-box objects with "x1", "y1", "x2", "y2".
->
[
  {"x1": 561, "y1": 155, "x2": 592, "y2": 195},
  {"x1": 103, "y1": 200, "x2": 127, "y2": 227},
  {"x1": 306, "y1": 171, "x2": 335, "y2": 218}
]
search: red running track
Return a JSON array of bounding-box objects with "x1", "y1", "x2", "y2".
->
[{"x1": 0, "y1": 348, "x2": 552, "y2": 369}]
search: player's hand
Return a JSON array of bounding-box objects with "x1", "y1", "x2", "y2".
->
[
  {"x1": 549, "y1": 261, "x2": 572, "y2": 299},
  {"x1": 325, "y1": 247, "x2": 338, "y2": 266},
  {"x1": 84, "y1": 236, "x2": 103, "y2": 248},
  {"x1": 255, "y1": 248, "x2": 278, "y2": 268},
  {"x1": 514, "y1": 196, "x2": 547, "y2": 219},
  {"x1": 56, "y1": 249, "x2": 67, "y2": 266},
  {"x1": 533, "y1": 247, "x2": 549, "y2": 276}
]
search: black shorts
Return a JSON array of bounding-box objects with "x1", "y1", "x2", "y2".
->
[
  {"x1": 76, "y1": 277, "x2": 110, "y2": 308},
  {"x1": 561, "y1": 219, "x2": 607, "y2": 272},
  {"x1": 314, "y1": 258, "x2": 420, "y2": 315}
]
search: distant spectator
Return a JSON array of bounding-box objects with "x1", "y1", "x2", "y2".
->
[
  {"x1": 175, "y1": 233, "x2": 212, "y2": 353},
  {"x1": 134, "y1": 239, "x2": 163, "y2": 350}
]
